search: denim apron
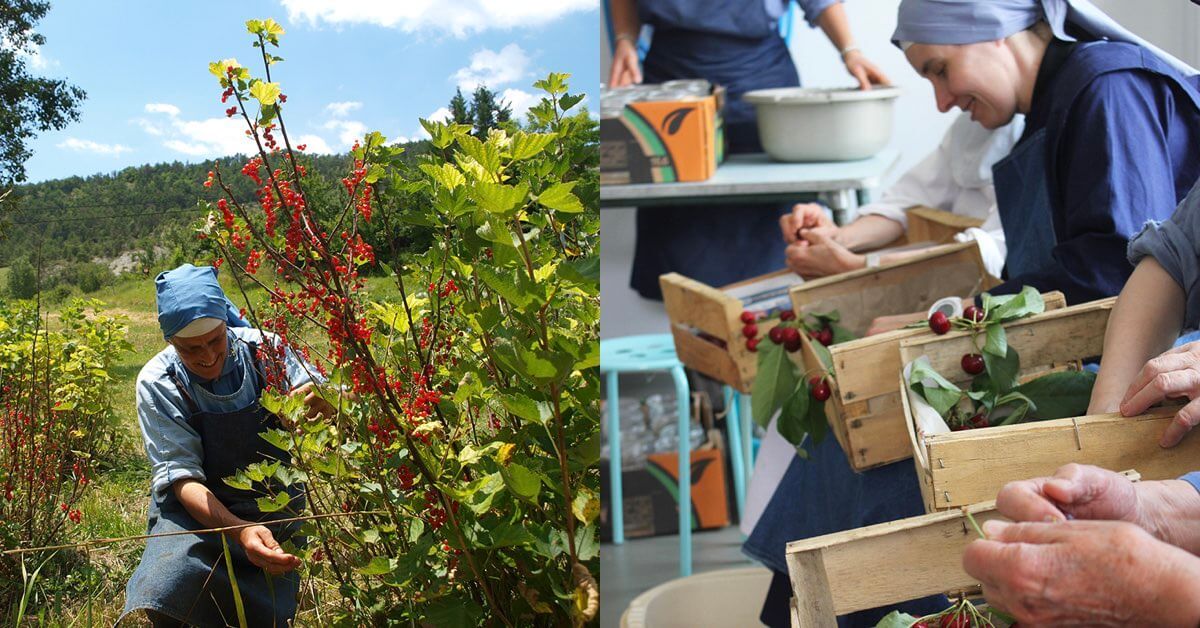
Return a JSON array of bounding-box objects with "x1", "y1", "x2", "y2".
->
[
  {"x1": 995, "y1": 41, "x2": 1200, "y2": 284},
  {"x1": 121, "y1": 343, "x2": 304, "y2": 627},
  {"x1": 629, "y1": 22, "x2": 798, "y2": 299}
]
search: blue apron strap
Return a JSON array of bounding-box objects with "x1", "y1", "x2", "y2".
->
[{"x1": 164, "y1": 363, "x2": 200, "y2": 416}]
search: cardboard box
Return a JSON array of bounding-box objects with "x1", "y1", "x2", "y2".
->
[
  {"x1": 600, "y1": 447, "x2": 730, "y2": 541},
  {"x1": 600, "y1": 81, "x2": 725, "y2": 185}
]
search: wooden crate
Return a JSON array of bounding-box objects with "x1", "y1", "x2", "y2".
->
[
  {"x1": 898, "y1": 298, "x2": 1200, "y2": 510},
  {"x1": 785, "y1": 471, "x2": 1141, "y2": 627},
  {"x1": 905, "y1": 206, "x2": 984, "y2": 245},
  {"x1": 787, "y1": 242, "x2": 1028, "y2": 470}
]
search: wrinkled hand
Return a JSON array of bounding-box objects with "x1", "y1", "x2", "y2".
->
[
  {"x1": 963, "y1": 519, "x2": 1200, "y2": 627},
  {"x1": 865, "y1": 310, "x2": 926, "y2": 336},
  {"x1": 994, "y1": 463, "x2": 1143, "y2": 527},
  {"x1": 842, "y1": 51, "x2": 890, "y2": 91},
  {"x1": 1119, "y1": 341, "x2": 1200, "y2": 447},
  {"x1": 289, "y1": 382, "x2": 335, "y2": 423},
  {"x1": 780, "y1": 203, "x2": 837, "y2": 244},
  {"x1": 238, "y1": 525, "x2": 301, "y2": 576},
  {"x1": 785, "y1": 229, "x2": 862, "y2": 278},
  {"x1": 608, "y1": 39, "x2": 642, "y2": 87}
]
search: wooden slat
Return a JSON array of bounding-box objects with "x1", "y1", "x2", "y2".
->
[
  {"x1": 832, "y1": 291, "x2": 1066, "y2": 404},
  {"x1": 925, "y1": 409, "x2": 1192, "y2": 508},
  {"x1": 786, "y1": 501, "x2": 1004, "y2": 620},
  {"x1": 660, "y1": 272, "x2": 742, "y2": 338},
  {"x1": 668, "y1": 327, "x2": 747, "y2": 392},
  {"x1": 844, "y1": 404, "x2": 912, "y2": 470},
  {"x1": 898, "y1": 298, "x2": 1115, "y2": 387}
]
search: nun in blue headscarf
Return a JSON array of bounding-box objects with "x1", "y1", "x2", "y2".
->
[
  {"x1": 745, "y1": 2, "x2": 1200, "y2": 626},
  {"x1": 121, "y1": 264, "x2": 330, "y2": 627}
]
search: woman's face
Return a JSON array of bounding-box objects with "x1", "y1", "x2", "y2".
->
[
  {"x1": 905, "y1": 41, "x2": 1023, "y2": 129},
  {"x1": 171, "y1": 322, "x2": 228, "y2": 382}
]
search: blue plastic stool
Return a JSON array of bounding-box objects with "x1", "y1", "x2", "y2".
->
[{"x1": 601, "y1": 334, "x2": 745, "y2": 577}]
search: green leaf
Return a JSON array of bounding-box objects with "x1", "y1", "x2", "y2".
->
[
  {"x1": 259, "y1": 428, "x2": 291, "y2": 452},
  {"x1": 487, "y1": 523, "x2": 537, "y2": 548},
  {"x1": 875, "y1": 610, "x2": 919, "y2": 628},
  {"x1": 776, "y1": 379, "x2": 809, "y2": 447},
  {"x1": 983, "y1": 323, "x2": 1007, "y2": 357},
  {"x1": 356, "y1": 555, "x2": 397, "y2": 576},
  {"x1": 751, "y1": 341, "x2": 798, "y2": 429},
  {"x1": 255, "y1": 491, "x2": 292, "y2": 513},
  {"x1": 908, "y1": 358, "x2": 964, "y2": 416},
  {"x1": 984, "y1": 286, "x2": 1045, "y2": 322},
  {"x1": 559, "y1": 257, "x2": 600, "y2": 289},
  {"x1": 805, "y1": 396, "x2": 828, "y2": 445},
  {"x1": 419, "y1": 163, "x2": 466, "y2": 191},
  {"x1": 223, "y1": 473, "x2": 253, "y2": 491},
  {"x1": 575, "y1": 523, "x2": 599, "y2": 561},
  {"x1": 476, "y1": 265, "x2": 534, "y2": 307},
  {"x1": 519, "y1": 346, "x2": 557, "y2": 379},
  {"x1": 538, "y1": 182, "x2": 585, "y2": 213},
  {"x1": 501, "y1": 463, "x2": 542, "y2": 501},
  {"x1": 983, "y1": 345, "x2": 1021, "y2": 393},
  {"x1": 572, "y1": 487, "x2": 599, "y2": 524},
  {"x1": 457, "y1": 134, "x2": 502, "y2": 175},
  {"x1": 473, "y1": 181, "x2": 528, "y2": 215},
  {"x1": 500, "y1": 393, "x2": 553, "y2": 424},
  {"x1": 1013, "y1": 370, "x2": 1096, "y2": 421},
  {"x1": 249, "y1": 81, "x2": 281, "y2": 106},
  {"x1": 509, "y1": 132, "x2": 556, "y2": 160}
]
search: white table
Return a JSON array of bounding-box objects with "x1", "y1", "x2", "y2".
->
[{"x1": 600, "y1": 149, "x2": 900, "y2": 224}]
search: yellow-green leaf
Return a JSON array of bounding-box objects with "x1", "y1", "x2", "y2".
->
[
  {"x1": 250, "y1": 81, "x2": 282, "y2": 106},
  {"x1": 572, "y1": 487, "x2": 599, "y2": 524},
  {"x1": 538, "y1": 181, "x2": 584, "y2": 213},
  {"x1": 473, "y1": 181, "x2": 527, "y2": 215},
  {"x1": 419, "y1": 163, "x2": 466, "y2": 191},
  {"x1": 509, "y1": 132, "x2": 555, "y2": 160}
]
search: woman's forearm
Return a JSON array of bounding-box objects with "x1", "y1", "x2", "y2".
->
[
  {"x1": 1089, "y1": 258, "x2": 1185, "y2": 414},
  {"x1": 815, "y1": 2, "x2": 854, "y2": 52},
  {"x1": 838, "y1": 214, "x2": 905, "y2": 251},
  {"x1": 609, "y1": 0, "x2": 639, "y2": 40},
  {"x1": 173, "y1": 479, "x2": 252, "y2": 541}
]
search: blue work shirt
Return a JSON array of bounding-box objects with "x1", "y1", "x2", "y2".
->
[
  {"x1": 988, "y1": 40, "x2": 1200, "y2": 304},
  {"x1": 638, "y1": 0, "x2": 838, "y2": 39},
  {"x1": 135, "y1": 326, "x2": 320, "y2": 498}
]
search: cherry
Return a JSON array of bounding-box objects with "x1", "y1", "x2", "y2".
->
[
  {"x1": 809, "y1": 376, "x2": 831, "y2": 402},
  {"x1": 816, "y1": 326, "x2": 833, "y2": 346},
  {"x1": 740, "y1": 311, "x2": 756, "y2": 325},
  {"x1": 768, "y1": 326, "x2": 787, "y2": 344},
  {"x1": 968, "y1": 413, "x2": 990, "y2": 429},
  {"x1": 961, "y1": 353, "x2": 985, "y2": 375},
  {"x1": 782, "y1": 327, "x2": 802, "y2": 352},
  {"x1": 779, "y1": 309, "x2": 796, "y2": 321},
  {"x1": 951, "y1": 423, "x2": 968, "y2": 431},
  {"x1": 742, "y1": 324, "x2": 758, "y2": 339},
  {"x1": 940, "y1": 612, "x2": 968, "y2": 628},
  {"x1": 929, "y1": 311, "x2": 951, "y2": 335},
  {"x1": 963, "y1": 304, "x2": 985, "y2": 323},
  {"x1": 746, "y1": 338, "x2": 759, "y2": 352}
]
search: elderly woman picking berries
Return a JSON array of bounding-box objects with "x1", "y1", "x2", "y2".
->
[
  {"x1": 120, "y1": 264, "x2": 335, "y2": 628},
  {"x1": 964, "y1": 463, "x2": 1200, "y2": 625}
]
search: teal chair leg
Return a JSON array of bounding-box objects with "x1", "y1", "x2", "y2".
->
[
  {"x1": 738, "y1": 392, "x2": 754, "y2": 480},
  {"x1": 605, "y1": 370, "x2": 624, "y2": 545},
  {"x1": 669, "y1": 365, "x2": 692, "y2": 577},
  {"x1": 723, "y1": 386, "x2": 745, "y2": 521}
]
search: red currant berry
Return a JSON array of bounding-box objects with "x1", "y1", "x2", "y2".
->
[
  {"x1": 740, "y1": 311, "x2": 756, "y2": 324},
  {"x1": 961, "y1": 353, "x2": 985, "y2": 375},
  {"x1": 742, "y1": 324, "x2": 758, "y2": 339},
  {"x1": 929, "y1": 311, "x2": 951, "y2": 335},
  {"x1": 963, "y1": 305, "x2": 985, "y2": 323}
]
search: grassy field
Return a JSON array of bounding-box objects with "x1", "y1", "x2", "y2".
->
[{"x1": 6, "y1": 269, "x2": 403, "y2": 625}]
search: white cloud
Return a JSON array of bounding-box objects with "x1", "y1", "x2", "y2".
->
[
  {"x1": 142, "y1": 102, "x2": 260, "y2": 157},
  {"x1": 2, "y1": 33, "x2": 54, "y2": 70},
  {"x1": 58, "y1": 138, "x2": 132, "y2": 156},
  {"x1": 325, "y1": 101, "x2": 363, "y2": 117},
  {"x1": 280, "y1": 0, "x2": 596, "y2": 37},
  {"x1": 145, "y1": 103, "x2": 181, "y2": 116},
  {"x1": 453, "y1": 44, "x2": 530, "y2": 90},
  {"x1": 501, "y1": 88, "x2": 539, "y2": 120},
  {"x1": 323, "y1": 120, "x2": 367, "y2": 147},
  {"x1": 293, "y1": 134, "x2": 334, "y2": 154},
  {"x1": 427, "y1": 107, "x2": 452, "y2": 123}
]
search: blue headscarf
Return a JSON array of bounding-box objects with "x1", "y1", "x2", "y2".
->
[
  {"x1": 892, "y1": 0, "x2": 1198, "y2": 77},
  {"x1": 155, "y1": 264, "x2": 250, "y2": 340}
]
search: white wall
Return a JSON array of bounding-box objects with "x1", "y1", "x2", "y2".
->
[{"x1": 600, "y1": 1, "x2": 1200, "y2": 340}]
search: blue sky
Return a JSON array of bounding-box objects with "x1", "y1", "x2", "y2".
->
[{"x1": 20, "y1": 0, "x2": 599, "y2": 183}]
